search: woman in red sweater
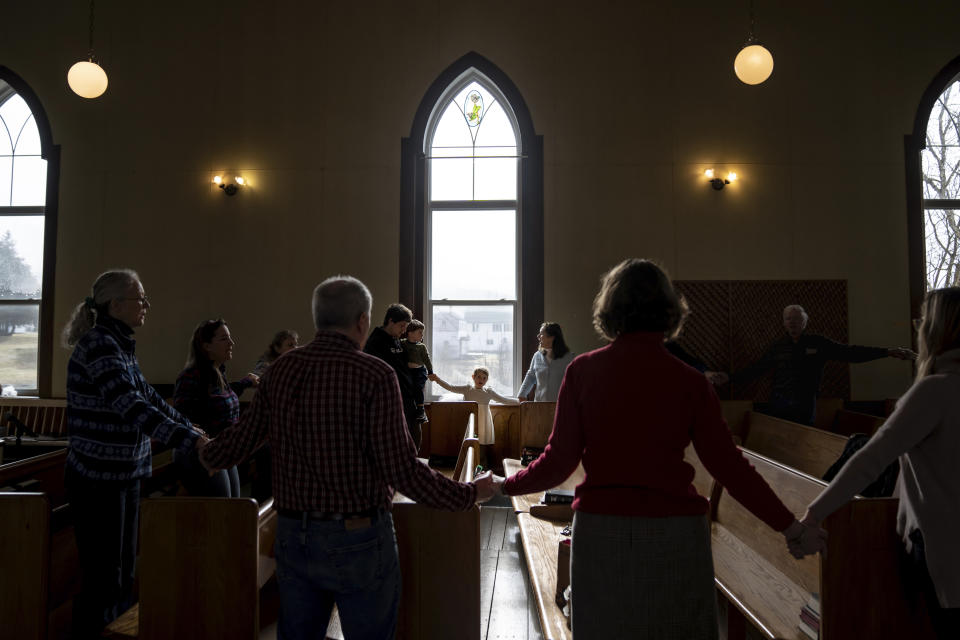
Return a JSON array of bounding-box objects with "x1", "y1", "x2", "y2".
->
[{"x1": 501, "y1": 259, "x2": 815, "y2": 639}]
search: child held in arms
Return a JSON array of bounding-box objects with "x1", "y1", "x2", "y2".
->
[
  {"x1": 402, "y1": 320, "x2": 433, "y2": 422},
  {"x1": 429, "y1": 367, "x2": 518, "y2": 468}
]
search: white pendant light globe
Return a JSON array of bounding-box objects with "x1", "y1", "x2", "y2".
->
[
  {"x1": 67, "y1": 60, "x2": 108, "y2": 99},
  {"x1": 734, "y1": 44, "x2": 774, "y2": 85}
]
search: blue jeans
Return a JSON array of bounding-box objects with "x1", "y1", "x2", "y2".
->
[
  {"x1": 275, "y1": 510, "x2": 400, "y2": 640},
  {"x1": 174, "y1": 448, "x2": 240, "y2": 497}
]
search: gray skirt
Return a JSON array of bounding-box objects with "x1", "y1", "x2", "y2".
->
[{"x1": 570, "y1": 511, "x2": 718, "y2": 640}]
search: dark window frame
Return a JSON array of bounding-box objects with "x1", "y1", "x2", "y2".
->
[
  {"x1": 400, "y1": 52, "x2": 544, "y2": 371},
  {"x1": 0, "y1": 66, "x2": 60, "y2": 396}
]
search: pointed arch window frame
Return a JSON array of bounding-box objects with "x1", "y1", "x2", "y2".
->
[
  {"x1": 0, "y1": 66, "x2": 61, "y2": 396},
  {"x1": 400, "y1": 53, "x2": 543, "y2": 394}
]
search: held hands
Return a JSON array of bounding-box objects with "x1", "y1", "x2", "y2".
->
[
  {"x1": 888, "y1": 347, "x2": 917, "y2": 361},
  {"x1": 195, "y1": 434, "x2": 219, "y2": 477},
  {"x1": 705, "y1": 371, "x2": 729, "y2": 385},
  {"x1": 472, "y1": 470, "x2": 504, "y2": 503},
  {"x1": 783, "y1": 515, "x2": 828, "y2": 559},
  {"x1": 428, "y1": 373, "x2": 439, "y2": 382},
  {"x1": 243, "y1": 373, "x2": 260, "y2": 387}
]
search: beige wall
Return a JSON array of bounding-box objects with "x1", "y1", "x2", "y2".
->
[{"x1": 2, "y1": 1, "x2": 956, "y2": 398}]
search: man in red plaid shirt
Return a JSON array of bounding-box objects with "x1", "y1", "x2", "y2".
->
[{"x1": 200, "y1": 275, "x2": 497, "y2": 639}]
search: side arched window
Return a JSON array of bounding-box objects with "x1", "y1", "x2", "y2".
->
[
  {"x1": 0, "y1": 70, "x2": 59, "y2": 395},
  {"x1": 921, "y1": 79, "x2": 960, "y2": 290}
]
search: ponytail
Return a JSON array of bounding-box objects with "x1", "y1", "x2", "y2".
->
[{"x1": 62, "y1": 269, "x2": 140, "y2": 348}]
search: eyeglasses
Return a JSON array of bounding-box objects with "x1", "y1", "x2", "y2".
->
[{"x1": 122, "y1": 296, "x2": 150, "y2": 306}]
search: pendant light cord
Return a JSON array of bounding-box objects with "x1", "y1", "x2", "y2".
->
[{"x1": 87, "y1": 0, "x2": 96, "y2": 60}]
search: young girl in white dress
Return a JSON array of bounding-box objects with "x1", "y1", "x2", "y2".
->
[{"x1": 429, "y1": 367, "x2": 518, "y2": 453}]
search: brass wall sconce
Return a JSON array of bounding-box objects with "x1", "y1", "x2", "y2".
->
[
  {"x1": 213, "y1": 175, "x2": 245, "y2": 196},
  {"x1": 705, "y1": 169, "x2": 737, "y2": 190}
]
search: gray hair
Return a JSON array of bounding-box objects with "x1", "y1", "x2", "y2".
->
[
  {"x1": 312, "y1": 275, "x2": 372, "y2": 330},
  {"x1": 783, "y1": 304, "x2": 809, "y2": 323},
  {"x1": 62, "y1": 269, "x2": 140, "y2": 348}
]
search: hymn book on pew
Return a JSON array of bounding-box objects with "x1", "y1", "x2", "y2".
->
[
  {"x1": 543, "y1": 488, "x2": 574, "y2": 504},
  {"x1": 798, "y1": 593, "x2": 820, "y2": 639}
]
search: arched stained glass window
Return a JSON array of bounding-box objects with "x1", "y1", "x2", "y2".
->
[
  {"x1": 0, "y1": 71, "x2": 57, "y2": 395},
  {"x1": 921, "y1": 79, "x2": 960, "y2": 290},
  {"x1": 424, "y1": 73, "x2": 521, "y2": 396},
  {"x1": 400, "y1": 53, "x2": 543, "y2": 405},
  {"x1": 430, "y1": 81, "x2": 518, "y2": 202}
]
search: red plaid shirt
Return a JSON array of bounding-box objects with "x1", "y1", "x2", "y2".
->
[{"x1": 201, "y1": 330, "x2": 476, "y2": 512}]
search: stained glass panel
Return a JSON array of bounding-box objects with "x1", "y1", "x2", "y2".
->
[{"x1": 472, "y1": 101, "x2": 516, "y2": 148}]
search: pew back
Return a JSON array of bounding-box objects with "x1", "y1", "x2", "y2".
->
[
  {"x1": 0, "y1": 492, "x2": 49, "y2": 640},
  {"x1": 714, "y1": 452, "x2": 822, "y2": 597},
  {"x1": 830, "y1": 409, "x2": 885, "y2": 437},
  {"x1": 392, "y1": 498, "x2": 480, "y2": 640},
  {"x1": 427, "y1": 402, "x2": 479, "y2": 458},
  {"x1": 519, "y1": 401, "x2": 555, "y2": 449},
  {"x1": 138, "y1": 497, "x2": 263, "y2": 640},
  {"x1": 814, "y1": 397, "x2": 844, "y2": 431},
  {"x1": 719, "y1": 400, "x2": 753, "y2": 442},
  {"x1": 712, "y1": 450, "x2": 932, "y2": 639},
  {"x1": 743, "y1": 412, "x2": 847, "y2": 478},
  {"x1": 0, "y1": 398, "x2": 67, "y2": 437}
]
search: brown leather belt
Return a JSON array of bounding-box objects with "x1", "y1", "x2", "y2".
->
[{"x1": 278, "y1": 506, "x2": 381, "y2": 522}]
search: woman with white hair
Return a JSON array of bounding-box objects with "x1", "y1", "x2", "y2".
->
[
  {"x1": 793, "y1": 287, "x2": 960, "y2": 638},
  {"x1": 62, "y1": 269, "x2": 207, "y2": 636}
]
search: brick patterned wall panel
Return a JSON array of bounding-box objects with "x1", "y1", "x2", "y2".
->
[{"x1": 674, "y1": 280, "x2": 849, "y2": 402}]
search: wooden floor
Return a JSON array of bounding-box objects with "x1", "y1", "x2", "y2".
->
[
  {"x1": 479, "y1": 503, "x2": 544, "y2": 640},
  {"x1": 259, "y1": 501, "x2": 543, "y2": 640}
]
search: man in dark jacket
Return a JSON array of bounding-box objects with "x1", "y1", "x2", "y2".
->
[
  {"x1": 364, "y1": 303, "x2": 424, "y2": 446},
  {"x1": 719, "y1": 305, "x2": 914, "y2": 425}
]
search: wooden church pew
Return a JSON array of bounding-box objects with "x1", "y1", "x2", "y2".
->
[
  {"x1": 519, "y1": 401, "x2": 556, "y2": 450},
  {"x1": 830, "y1": 408, "x2": 885, "y2": 437},
  {"x1": 0, "y1": 492, "x2": 50, "y2": 640},
  {"x1": 103, "y1": 497, "x2": 278, "y2": 640},
  {"x1": 742, "y1": 412, "x2": 848, "y2": 479},
  {"x1": 0, "y1": 397, "x2": 68, "y2": 437},
  {"x1": 714, "y1": 449, "x2": 933, "y2": 639}
]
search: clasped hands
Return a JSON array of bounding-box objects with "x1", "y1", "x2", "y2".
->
[
  {"x1": 783, "y1": 512, "x2": 828, "y2": 559},
  {"x1": 472, "y1": 470, "x2": 505, "y2": 503},
  {"x1": 888, "y1": 347, "x2": 917, "y2": 361}
]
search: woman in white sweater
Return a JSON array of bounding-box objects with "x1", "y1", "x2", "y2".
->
[
  {"x1": 517, "y1": 322, "x2": 574, "y2": 402},
  {"x1": 793, "y1": 287, "x2": 960, "y2": 638}
]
